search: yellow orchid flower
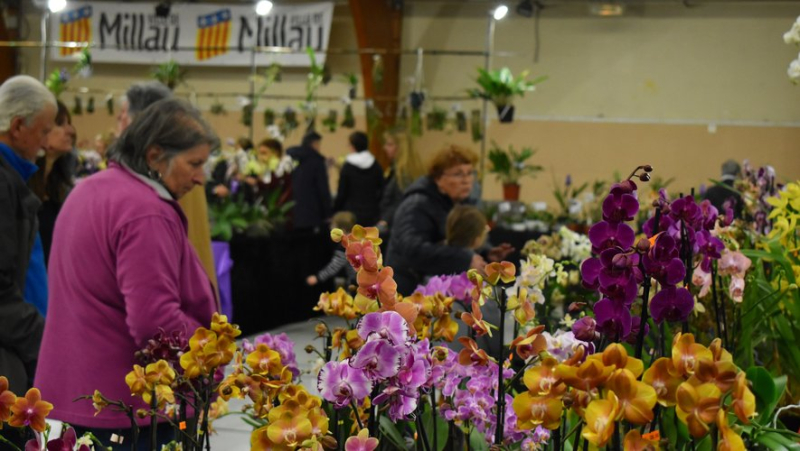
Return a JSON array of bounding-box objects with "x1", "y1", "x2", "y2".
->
[
  {"x1": 211, "y1": 312, "x2": 242, "y2": 339},
  {"x1": 512, "y1": 392, "x2": 563, "y2": 430},
  {"x1": 432, "y1": 312, "x2": 459, "y2": 342},
  {"x1": 643, "y1": 357, "x2": 684, "y2": 407},
  {"x1": 605, "y1": 369, "x2": 657, "y2": 425},
  {"x1": 731, "y1": 372, "x2": 756, "y2": 424},
  {"x1": 125, "y1": 364, "x2": 149, "y2": 396},
  {"x1": 676, "y1": 382, "x2": 721, "y2": 438},
  {"x1": 582, "y1": 391, "x2": 621, "y2": 447},
  {"x1": 246, "y1": 344, "x2": 284, "y2": 376},
  {"x1": 717, "y1": 410, "x2": 746, "y2": 451},
  {"x1": 485, "y1": 261, "x2": 516, "y2": 285},
  {"x1": 623, "y1": 429, "x2": 660, "y2": 450},
  {"x1": 591, "y1": 343, "x2": 644, "y2": 378},
  {"x1": 672, "y1": 333, "x2": 714, "y2": 378},
  {"x1": 555, "y1": 357, "x2": 613, "y2": 392},
  {"x1": 522, "y1": 355, "x2": 562, "y2": 397},
  {"x1": 145, "y1": 360, "x2": 176, "y2": 386}
]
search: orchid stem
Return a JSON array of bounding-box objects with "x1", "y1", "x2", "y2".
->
[
  {"x1": 494, "y1": 284, "x2": 507, "y2": 446},
  {"x1": 430, "y1": 390, "x2": 438, "y2": 451},
  {"x1": 710, "y1": 261, "x2": 725, "y2": 349},
  {"x1": 150, "y1": 389, "x2": 158, "y2": 451},
  {"x1": 416, "y1": 408, "x2": 431, "y2": 451},
  {"x1": 0, "y1": 432, "x2": 22, "y2": 451},
  {"x1": 350, "y1": 399, "x2": 364, "y2": 430},
  {"x1": 505, "y1": 356, "x2": 539, "y2": 393}
]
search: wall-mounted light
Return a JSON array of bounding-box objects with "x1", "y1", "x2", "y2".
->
[
  {"x1": 590, "y1": 2, "x2": 625, "y2": 16},
  {"x1": 492, "y1": 4, "x2": 509, "y2": 21},
  {"x1": 255, "y1": 0, "x2": 274, "y2": 16}
]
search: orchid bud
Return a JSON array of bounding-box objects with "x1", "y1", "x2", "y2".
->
[
  {"x1": 611, "y1": 253, "x2": 630, "y2": 269},
  {"x1": 315, "y1": 323, "x2": 328, "y2": 337},
  {"x1": 636, "y1": 238, "x2": 651, "y2": 253},
  {"x1": 319, "y1": 435, "x2": 338, "y2": 450},
  {"x1": 304, "y1": 345, "x2": 316, "y2": 354},
  {"x1": 330, "y1": 228, "x2": 344, "y2": 243},
  {"x1": 572, "y1": 316, "x2": 598, "y2": 342},
  {"x1": 639, "y1": 173, "x2": 651, "y2": 182},
  {"x1": 643, "y1": 164, "x2": 653, "y2": 172},
  {"x1": 136, "y1": 409, "x2": 148, "y2": 419},
  {"x1": 567, "y1": 302, "x2": 586, "y2": 314}
]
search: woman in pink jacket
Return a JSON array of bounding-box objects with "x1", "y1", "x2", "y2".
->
[{"x1": 35, "y1": 98, "x2": 219, "y2": 448}]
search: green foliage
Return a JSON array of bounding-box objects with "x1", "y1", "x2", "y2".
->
[
  {"x1": 151, "y1": 59, "x2": 186, "y2": 90},
  {"x1": 426, "y1": 106, "x2": 447, "y2": 131},
  {"x1": 467, "y1": 67, "x2": 547, "y2": 107},
  {"x1": 487, "y1": 141, "x2": 543, "y2": 185},
  {"x1": 208, "y1": 191, "x2": 293, "y2": 242},
  {"x1": 378, "y1": 416, "x2": 405, "y2": 449},
  {"x1": 747, "y1": 366, "x2": 788, "y2": 424}
]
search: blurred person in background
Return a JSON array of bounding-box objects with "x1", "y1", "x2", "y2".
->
[
  {"x1": 333, "y1": 131, "x2": 384, "y2": 227},
  {"x1": 377, "y1": 128, "x2": 425, "y2": 237}
]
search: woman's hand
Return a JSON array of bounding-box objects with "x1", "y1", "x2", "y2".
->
[{"x1": 487, "y1": 243, "x2": 515, "y2": 262}]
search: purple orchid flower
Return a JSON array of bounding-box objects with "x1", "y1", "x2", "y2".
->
[
  {"x1": 254, "y1": 332, "x2": 300, "y2": 377},
  {"x1": 318, "y1": 360, "x2": 372, "y2": 408},
  {"x1": 695, "y1": 230, "x2": 725, "y2": 272},
  {"x1": 602, "y1": 182, "x2": 640, "y2": 223},
  {"x1": 588, "y1": 221, "x2": 636, "y2": 253},
  {"x1": 642, "y1": 234, "x2": 686, "y2": 286},
  {"x1": 416, "y1": 275, "x2": 451, "y2": 297},
  {"x1": 572, "y1": 316, "x2": 599, "y2": 342},
  {"x1": 358, "y1": 311, "x2": 409, "y2": 345},
  {"x1": 349, "y1": 340, "x2": 404, "y2": 380},
  {"x1": 650, "y1": 286, "x2": 694, "y2": 323},
  {"x1": 593, "y1": 298, "x2": 632, "y2": 340}
]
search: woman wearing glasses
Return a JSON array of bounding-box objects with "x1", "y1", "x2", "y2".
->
[{"x1": 386, "y1": 144, "x2": 511, "y2": 294}]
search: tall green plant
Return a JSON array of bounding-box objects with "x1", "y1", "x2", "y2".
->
[{"x1": 487, "y1": 141, "x2": 543, "y2": 185}]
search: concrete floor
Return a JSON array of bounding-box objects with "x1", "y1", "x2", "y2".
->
[{"x1": 209, "y1": 317, "x2": 346, "y2": 450}]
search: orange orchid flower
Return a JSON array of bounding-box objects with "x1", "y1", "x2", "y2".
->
[
  {"x1": 555, "y1": 357, "x2": 613, "y2": 392},
  {"x1": 522, "y1": 355, "x2": 563, "y2": 397},
  {"x1": 485, "y1": 261, "x2": 516, "y2": 285},
  {"x1": 642, "y1": 357, "x2": 684, "y2": 407},
  {"x1": 458, "y1": 337, "x2": 494, "y2": 366},
  {"x1": 0, "y1": 376, "x2": 17, "y2": 424},
  {"x1": 731, "y1": 372, "x2": 756, "y2": 424},
  {"x1": 267, "y1": 410, "x2": 314, "y2": 448},
  {"x1": 346, "y1": 242, "x2": 379, "y2": 272},
  {"x1": 717, "y1": 410, "x2": 746, "y2": 451},
  {"x1": 8, "y1": 388, "x2": 53, "y2": 432},
  {"x1": 582, "y1": 391, "x2": 621, "y2": 447},
  {"x1": 357, "y1": 267, "x2": 397, "y2": 306},
  {"x1": 623, "y1": 430, "x2": 660, "y2": 451},
  {"x1": 676, "y1": 382, "x2": 721, "y2": 438},
  {"x1": 605, "y1": 369, "x2": 657, "y2": 425},
  {"x1": 512, "y1": 392, "x2": 563, "y2": 430},
  {"x1": 510, "y1": 325, "x2": 547, "y2": 361},
  {"x1": 344, "y1": 225, "x2": 382, "y2": 247},
  {"x1": 460, "y1": 300, "x2": 493, "y2": 337},
  {"x1": 672, "y1": 333, "x2": 714, "y2": 378},
  {"x1": 246, "y1": 344, "x2": 284, "y2": 377}
]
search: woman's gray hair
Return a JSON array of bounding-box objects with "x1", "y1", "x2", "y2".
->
[
  {"x1": 124, "y1": 82, "x2": 172, "y2": 119},
  {"x1": 0, "y1": 75, "x2": 57, "y2": 133},
  {"x1": 108, "y1": 98, "x2": 219, "y2": 175}
]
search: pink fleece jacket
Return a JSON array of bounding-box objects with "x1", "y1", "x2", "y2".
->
[{"x1": 35, "y1": 163, "x2": 216, "y2": 428}]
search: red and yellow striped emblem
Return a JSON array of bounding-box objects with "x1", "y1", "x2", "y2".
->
[
  {"x1": 59, "y1": 6, "x2": 92, "y2": 56},
  {"x1": 196, "y1": 9, "x2": 232, "y2": 61}
]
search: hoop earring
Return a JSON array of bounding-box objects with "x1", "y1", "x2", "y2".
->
[{"x1": 147, "y1": 167, "x2": 163, "y2": 183}]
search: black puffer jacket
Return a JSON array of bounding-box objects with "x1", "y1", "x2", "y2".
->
[
  {"x1": 386, "y1": 176, "x2": 474, "y2": 295},
  {"x1": 334, "y1": 151, "x2": 384, "y2": 226},
  {"x1": 288, "y1": 145, "x2": 332, "y2": 230},
  {"x1": 0, "y1": 154, "x2": 45, "y2": 395}
]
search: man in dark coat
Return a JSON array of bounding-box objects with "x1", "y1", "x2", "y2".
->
[
  {"x1": 334, "y1": 131, "x2": 384, "y2": 226},
  {"x1": 704, "y1": 159, "x2": 743, "y2": 219},
  {"x1": 0, "y1": 76, "x2": 56, "y2": 396},
  {"x1": 288, "y1": 132, "x2": 332, "y2": 231}
]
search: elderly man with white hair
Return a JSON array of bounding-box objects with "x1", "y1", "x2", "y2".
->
[{"x1": 0, "y1": 75, "x2": 56, "y2": 396}]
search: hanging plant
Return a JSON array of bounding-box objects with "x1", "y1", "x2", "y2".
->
[
  {"x1": 283, "y1": 107, "x2": 299, "y2": 136},
  {"x1": 372, "y1": 54, "x2": 384, "y2": 92},
  {"x1": 74, "y1": 48, "x2": 92, "y2": 78},
  {"x1": 322, "y1": 109, "x2": 338, "y2": 132},
  {"x1": 342, "y1": 73, "x2": 358, "y2": 100},
  {"x1": 304, "y1": 105, "x2": 317, "y2": 134},
  {"x1": 411, "y1": 109, "x2": 423, "y2": 137},
  {"x1": 241, "y1": 103, "x2": 254, "y2": 127},
  {"x1": 72, "y1": 96, "x2": 83, "y2": 115},
  {"x1": 105, "y1": 93, "x2": 114, "y2": 115},
  {"x1": 151, "y1": 59, "x2": 186, "y2": 90},
  {"x1": 45, "y1": 69, "x2": 70, "y2": 98},
  {"x1": 86, "y1": 96, "x2": 95, "y2": 114},
  {"x1": 302, "y1": 47, "x2": 325, "y2": 134},
  {"x1": 467, "y1": 67, "x2": 547, "y2": 123},
  {"x1": 263, "y1": 108, "x2": 275, "y2": 126},
  {"x1": 341, "y1": 103, "x2": 355, "y2": 128},
  {"x1": 456, "y1": 110, "x2": 467, "y2": 132},
  {"x1": 396, "y1": 105, "x2": 408, "y2": 130},
  {"x1": 426, "y1": 106, "x2": 447, "y2": 131},
  {"x1": 365, "y1": 99, "x2": 382, "y2": 136},
  {"x1": 470, "y1": 109, "x2": 483, "y2": 142},
  {"x1": 210, "y1": 98, "x2": 226, "y2": 116},
  {"x1": 253, "y1": 63, "x2": 281, "y2": 111}
]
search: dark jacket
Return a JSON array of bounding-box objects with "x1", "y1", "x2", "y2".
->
[
  {"x1": 0, "y1": 150, "x2": 46, "y2": 394},
  {"x1": 334, "y1": 151, "x2": 384, "y2": 226},
  {"x1": 703, "y1": 179, "x2": 743, "y2": 219},
  {"x1": 288, "y1": 145, "x2": 332, "y2": 230},
  {"x1": 379, "y1": 167, "x2": 403, "y2": 227},
  {"x1": 386, "y1": 176, "x2": 474, "y2": 295}
]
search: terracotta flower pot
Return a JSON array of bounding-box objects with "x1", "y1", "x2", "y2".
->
[
  {"x1": 496, "y1": 104, "x2": 515, "y2": 123},
  {"x1": 503, "y1": 183, "x2": 520, "y2": 201}
]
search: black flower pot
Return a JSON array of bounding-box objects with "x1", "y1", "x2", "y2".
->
[{"x1": 496, "y1": 104, "x2": 515, "y2": 123}]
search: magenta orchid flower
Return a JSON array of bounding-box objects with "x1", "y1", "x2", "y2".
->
[
  {"x1": 318, "y1": 361, "x2": 372, "y2": 408},
  {"x1": 357, "y1": 311, "x2": 409, "y2": 345}
]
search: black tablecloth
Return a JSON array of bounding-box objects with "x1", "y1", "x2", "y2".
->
[
  {"x1": 229, "y1": 230, "x2": 334, "y2": 335},
  {"x1": 488, "y1": 228, "x2": 544, "y2": 264}
]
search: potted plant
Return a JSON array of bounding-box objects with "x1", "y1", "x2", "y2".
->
[
  {"x1": 151, "y1": 59, "x2": 186, "y2": 90},
  {"x1": 487, "y1": 141, "x2": 543, "y2": 201},
  {"x1": 467, "y1": 67, "x2": 547, "y2": 123}
]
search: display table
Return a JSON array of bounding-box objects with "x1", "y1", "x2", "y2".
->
[
  {"x1": 488, "y1": 228, "x2": 544, "y2": 264},
  {"x1": 228, "y1": 230, "x2": 333, "y2": 335}
]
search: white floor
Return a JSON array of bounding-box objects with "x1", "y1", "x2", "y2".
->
[{"x1": 209, "y1": 316, "x2": 346, "y2": 449}]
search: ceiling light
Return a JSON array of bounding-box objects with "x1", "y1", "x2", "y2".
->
[
  {"x1": 492, "y1": 4, "x2": 509, "y2": 21},
  {"x1": 48, "y1": 0, "x2": 66, "y2": 13},
  {"x1": 516, "y1": 0, "x2": 533, "y2": 18},
  {"x1": 589, "y1": 2, "x2": 625, "y2": 16},
  {"x1": 255, "y1": 0, "x2": 274, "y2": 16}
]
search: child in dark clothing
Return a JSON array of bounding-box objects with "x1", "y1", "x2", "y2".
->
[
  {"x1": 306, "y1": 211, "x2": 358, "y2": 287},
  {"x1": 446, "y1": 205, "x2": 489, "y2": 250}
]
